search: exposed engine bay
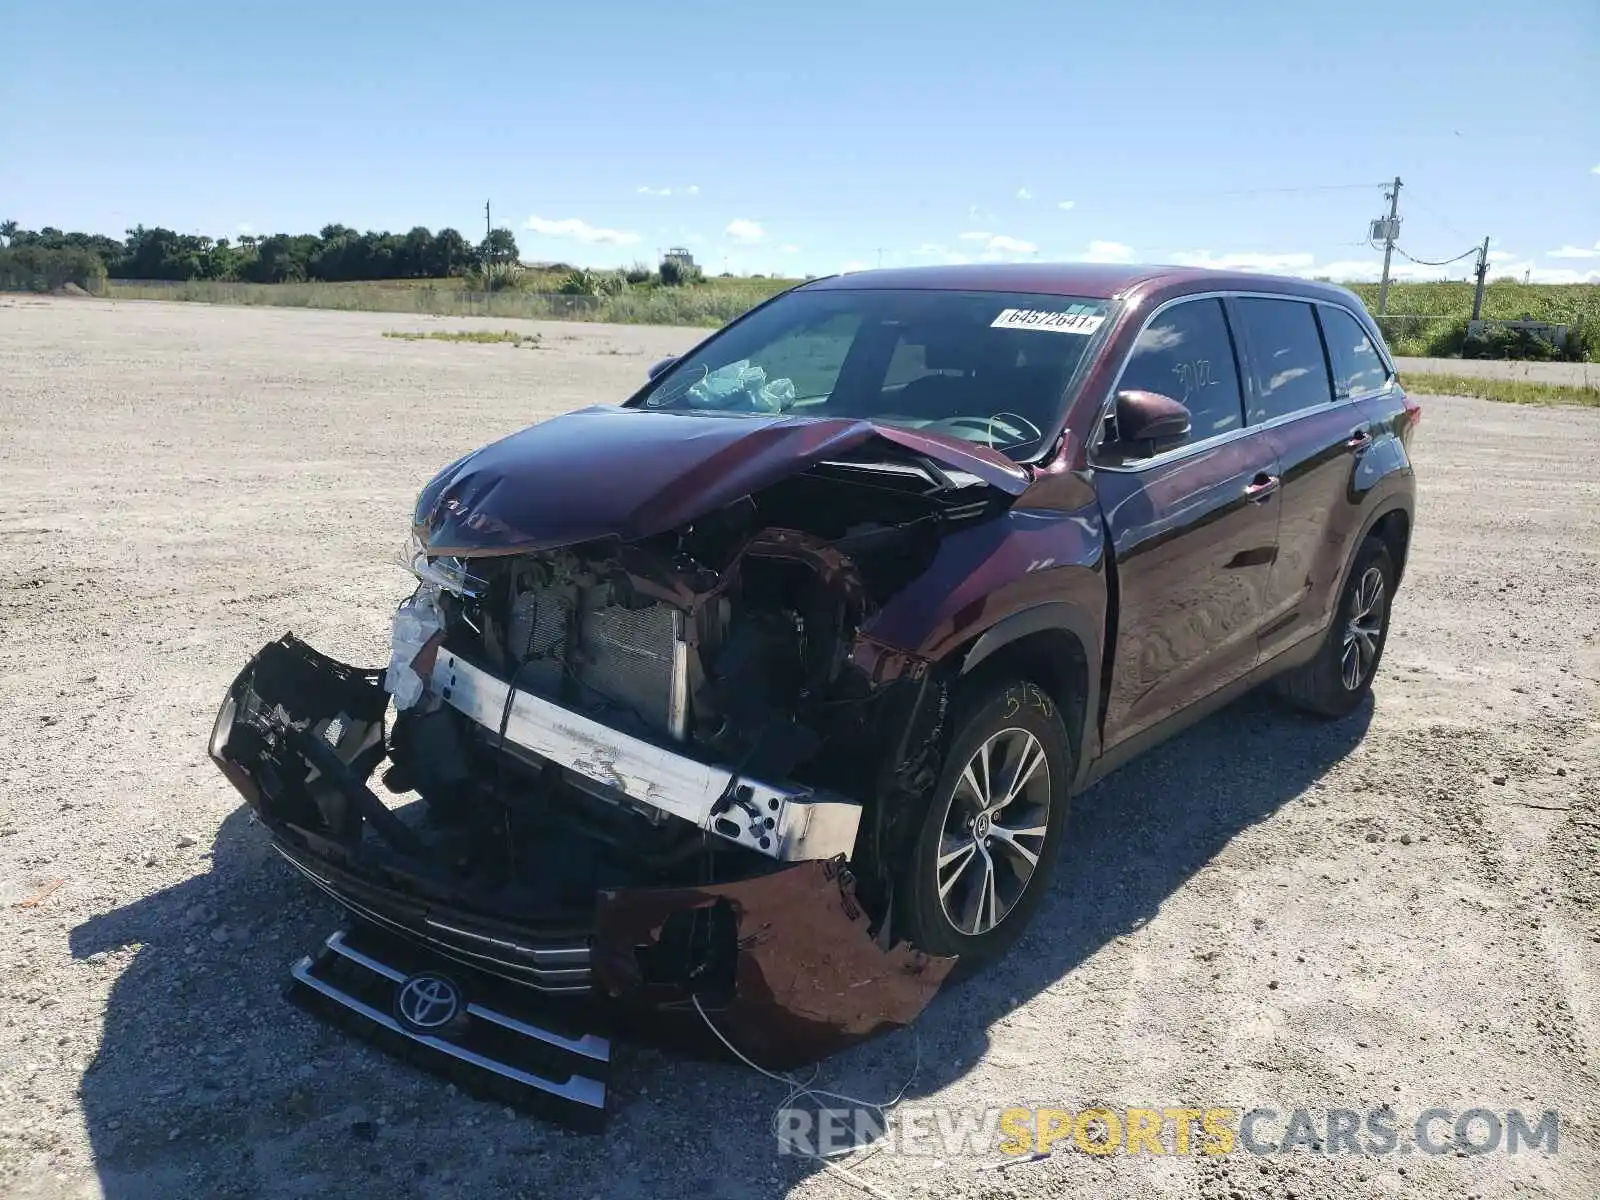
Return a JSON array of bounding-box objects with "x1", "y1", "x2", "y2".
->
[
  {"x1": 381, "y1": 456, "x2": 999, "y2": 901},
  {"x1": 216, "y1": 441, "x2": 1012, "y2": 950}
]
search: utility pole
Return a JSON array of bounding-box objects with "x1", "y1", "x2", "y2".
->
[
  {"x1": 874, "y1": 247, "x2": 885, "y2": 268},
  {"x1": 1470, "y1": 236, "x2": 1491, "y2": 323},
  {"x1": 485, "y1": 200, "x2": 492, "y2": 240},
  {"x1": 1376, "y1": 176, "x2": 1402, "y2": 315}
]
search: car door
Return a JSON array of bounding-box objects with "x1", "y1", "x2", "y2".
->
[
  {"x1": 1233, "y1": 297, "x2": 1385, "y2": 662},
  {"x1": 1092, "y1": 295, "x2": 1283, "y2": 749}
]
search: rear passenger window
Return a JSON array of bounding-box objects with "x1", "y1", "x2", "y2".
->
[
  {"x1": 1116, "y1": 298, "x2": 1245, "y2": 448},
  {"x1": 1319, "y1": 305, "x2": 1390, "y2": 397},
  {"x1": 1234, "y1": 298, "x2": 1334, "y2": 422}
]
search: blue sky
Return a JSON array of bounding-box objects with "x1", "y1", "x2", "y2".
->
[{"x1": 4, "y1": 0, "x2": 1596, "y2": 282}]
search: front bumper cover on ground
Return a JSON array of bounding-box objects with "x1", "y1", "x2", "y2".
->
[{"x1": 210, "y1": 636, "x2": 955, "y2": 1124}]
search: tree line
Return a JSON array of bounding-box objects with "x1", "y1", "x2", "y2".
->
[{"x1": 0, "y1": 220, "x2": 521, "y2": 285}]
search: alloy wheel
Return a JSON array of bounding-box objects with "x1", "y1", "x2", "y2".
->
[
  {"x1": 935, "y1": 728, "x2": 1052, "y2": 937},
  {"x1": 1341, "y1": 566, "x2": 1386, "y2": 690}
]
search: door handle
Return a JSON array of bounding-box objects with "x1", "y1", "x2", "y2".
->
[
  {"x1": 1346, "y1": 428, "x2": 1372, "y2": 450},
  {"x1": 1244, "y1": 473, "x2": 1280, "y2": 502}
]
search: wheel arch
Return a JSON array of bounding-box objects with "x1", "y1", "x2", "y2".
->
[
  {"x1": 1366, "y1": 505, "x2": 1411, "y2": 589},
  {"x1": 957, "y1": 603, "x2": 1102, "y2": 791}
]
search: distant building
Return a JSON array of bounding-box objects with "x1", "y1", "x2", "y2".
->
[{"x1": 662, "y1": 247, "x2": 697, "y2": 271}]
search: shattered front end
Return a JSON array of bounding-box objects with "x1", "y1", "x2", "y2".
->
[{"x1": 205, "y1": 410, "x2": 1028, "y2": 1121}]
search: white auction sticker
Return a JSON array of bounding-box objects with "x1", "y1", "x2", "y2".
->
[{"x1": 991, "y1": 307, "x2": 1105, "y2": 335}]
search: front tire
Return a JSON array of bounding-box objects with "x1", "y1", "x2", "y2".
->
[
  {"x1": 1274, "y1": 536, "x2": 1395, "y2": 717},
  {"x1": 896, "y1": 681, "x2": 1073, "y2": 968}
]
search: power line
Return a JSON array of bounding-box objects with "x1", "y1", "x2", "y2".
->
[
  {"x1": 1393, "y1": 244, "x2": 1480, "y2": 267},
  {"x1": 1140, "y1": 181, "x2": 1390, "y2": 202},
  {"x1": 1406, "y1": 191, "x2": 1470, "y2": 242}
]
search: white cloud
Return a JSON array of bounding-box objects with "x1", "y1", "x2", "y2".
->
[
  {"x1": 1016, "y1": 188, "x2": 1033, "y2": 201},
  {"x1": 942, "y1": 252, "x2": 972, "y2": 265},
  {"x1": 1547, "y1": 240, "x2": 1600, "y2": 260},
  {"x1": 725, "y1": 219, "x2": 765, "y2": 243},
  {"x1": 955, "y1": 232, "x2": 1037, "y2": 256},
  {"x1": 1592, "y1": 164, "x2": 1600, "y2": 175},
  {"x1": 1171, "y1": 250, "x2": 1316, "y2": 273},
  {"x1": 637, "y1": 186, "x2": 672, "y2": 197},
  {"x1": 839, "y1": 260, "x2": 869, "y2": 273},
  {"x1": 686, "y1": 184, "x2": 700, "y2": 195},
  {"x1": 523, "y1": 215, "x2": 641, "y2": 246},
  {"x1": 1488, "y1": 261, "x2": 1600, "y2": 284},
  {"x1": 1057, "y1": 200, "x2": 1076, "y2": 211},
  {"x1": 1076, "y1": 240, "x2": 1136, "y2": 264},
  {"x1": 778, "y1": 243, "x2": 801, "y2": 254}
]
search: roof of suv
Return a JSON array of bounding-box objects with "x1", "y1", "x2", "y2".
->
[{"x1": 799, "y1": 261, "x2": 1354, "y2": 304}]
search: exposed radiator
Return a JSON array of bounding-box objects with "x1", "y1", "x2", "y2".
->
[{"x1": 506, "y1": 586, "x2": 687, "y2": 739}]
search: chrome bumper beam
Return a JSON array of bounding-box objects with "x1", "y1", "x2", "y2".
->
[{"x1": 430, "y1": 649, "x2": 862, "y2": 861}]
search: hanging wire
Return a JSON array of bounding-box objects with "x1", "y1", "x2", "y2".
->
[
  {"x1": 1392, "y1": 244, "x2": 1481, "y2": 267},
  {"x1": 1406, "y1": 192, "x2": 1470, "y2": 242}
]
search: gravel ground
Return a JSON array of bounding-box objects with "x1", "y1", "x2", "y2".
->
[
  {"x1": 2, "y1": 297, "x2": 1597, "y2": 1200},
  {"x1": 1394, "y1": 356, "x2": 1596, "y2": 386}
]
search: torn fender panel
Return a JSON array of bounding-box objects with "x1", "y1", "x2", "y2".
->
[
  {"x1": 857, "y1": 502, "x2": 1107, "y2": 662},
  {"x1": 412, "y1": 406, "x2": 1027, "y2": 558},
  {"x1": 594, "y1": 859, "x2": 955, "y2": 1071}
]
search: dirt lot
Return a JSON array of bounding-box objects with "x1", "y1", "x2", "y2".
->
[{"x1": 2, "y1": 297, "x2": 1597, "y2": 1200}]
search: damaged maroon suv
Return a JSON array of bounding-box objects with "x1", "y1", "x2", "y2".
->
[{"x1": 210, "y1": 264, "x2": 1417, "y2": 1123}]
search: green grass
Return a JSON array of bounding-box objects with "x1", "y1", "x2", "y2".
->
[
  {"x1": 383, "y1": 328, "x2": 541, "y2": 347},
  {"x1": 104, "y1": 275, "x2": 794, "y2": 327},
  {"x1": 97, "y1": 276, "x2": 1600, "y2": 354},
  {"x1": 1401, "y1": 372, "x2": 1600, "y2": 407},
  {"x1": 1348, "y1": 281, "x2": 1599, "y2": 323},
  {"x1": 1347, "y1": 281, "x2": 1600, "y2": 358}
]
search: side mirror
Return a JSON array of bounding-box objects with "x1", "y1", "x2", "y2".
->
[
  {"x1": 1113, "y1": 389, "x2": 1191, "y2": 447},
  {"x1": 646, "y1": 355, "x2": 677, "y2": 381}
]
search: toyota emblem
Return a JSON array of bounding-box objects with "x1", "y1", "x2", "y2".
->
[{"x1": 395, "y1": 973, "x2": 462, "y2": 1031}]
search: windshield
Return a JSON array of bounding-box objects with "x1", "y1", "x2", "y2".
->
[{"x1": 633, "y1": 289, "x2": 1111, "y2": 460}]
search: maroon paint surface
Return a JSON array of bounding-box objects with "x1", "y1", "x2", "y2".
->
[{"x1": 411, "y1": 406, "x2": 1026, "y2": 558}]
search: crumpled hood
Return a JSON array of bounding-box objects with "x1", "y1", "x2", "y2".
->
[{"x1": 412, "y1": 406, "x2": 1030, "y2": 557}]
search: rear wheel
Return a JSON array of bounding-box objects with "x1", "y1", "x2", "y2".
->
[
  {"x1": 1274, "y1": 536, "x2": 1395, "y2": 717},
  {"x1": 897, "y1": 681, "x2": 1072, "y2": 968}
]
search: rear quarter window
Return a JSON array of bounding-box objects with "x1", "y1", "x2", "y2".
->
[{"x1": 1319, "y1": 304, "x2": 1391, "y2": 397}]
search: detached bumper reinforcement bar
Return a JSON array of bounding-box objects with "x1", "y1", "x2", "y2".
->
[{"x1": 430, "y1": 649, "x2": 862, "y2": 861}]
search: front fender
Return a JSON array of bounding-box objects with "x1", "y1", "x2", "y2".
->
[
  {"x1": 852, "y1": 502, "x2": 1109, "y2": 783},
  {"x1": 856, "y1": 503, "x2": 1107, "y2": 663}
]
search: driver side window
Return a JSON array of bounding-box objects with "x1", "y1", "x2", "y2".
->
[{"x1": 1115, "y1": 298, "x2": 1245, "y2": 453}]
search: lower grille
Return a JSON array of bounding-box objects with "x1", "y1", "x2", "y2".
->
[
  {"x1": 287, "y1": 926, "x2": 610, "y2": 1129},
  {"x1": 275, "y1": 845, "x2": 594, "y2": 992}
]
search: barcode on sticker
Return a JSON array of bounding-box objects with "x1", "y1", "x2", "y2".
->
[{"x1": 991, "y1": 308, "x2": 1105, "y2": 335}]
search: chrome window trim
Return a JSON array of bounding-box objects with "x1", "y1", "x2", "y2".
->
[{"x1": 1089, "y1": 289, "x2": 1378, "y2": 475}]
